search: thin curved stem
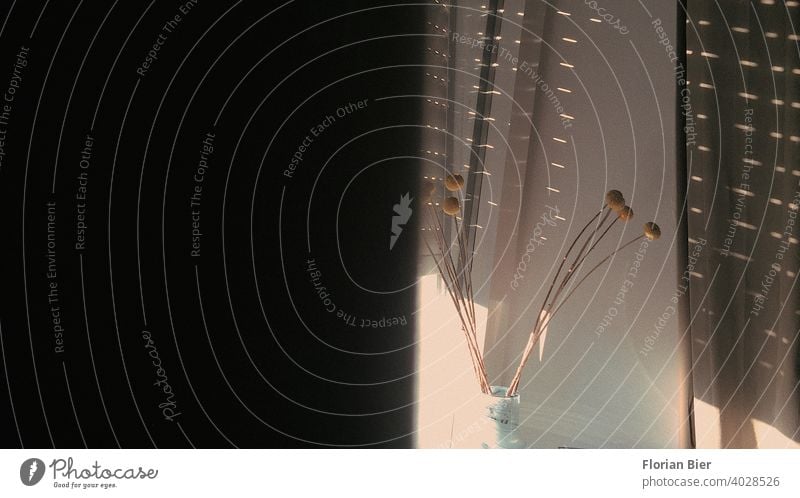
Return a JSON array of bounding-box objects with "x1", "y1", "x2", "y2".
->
[
  {"x1": 552, "y1": 215, "x2": 619, "y2": 305},
  {"x1": 546, "y1": 235, "x2": 645, "y2": 327},
  {"x1": 423, "y1": 204, "x2": 491, "y2": 393},
  {"x1": 507, "y1": 206, "x2": 607, "y2": 395}
]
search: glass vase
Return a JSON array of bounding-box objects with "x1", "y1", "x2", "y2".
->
[{"x1": 479, "y1": 386, "x2": 525, "y2": 449}]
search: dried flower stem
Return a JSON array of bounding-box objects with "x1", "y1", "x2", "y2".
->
[
  {"x1": 443, "y1": 197, "x2": 490, "y2": 391},
  {"x1": 507, "y1": 204, "x2": 635, "y2": 395},
  {"x1": 566, "y1": 208, "x2": 613, "y2": 280},
  {"x1": 424, "y1": 204, "x2": 491, "y2": 393},
  {"x1": 534, "y1": 207, "x2": 606, "y2": 325},
  {"x1": 535, "y1": 235, "x2": 645, "y2": 336},
  {"x1": 425, "y1": 242, "x2": 486, "y2": 392},
  {"x1": 423, "y1": 183, "x2": 645, "y2": 397},
  {"x1": 452, "y1": 214, "x2": 475, "y2": 325},
  {"x1": 506, "y1": 206, "x2": 608, "y2": 395},
  {"x1": 553, "y1": 215, "x2": 618, "y2": 301}
]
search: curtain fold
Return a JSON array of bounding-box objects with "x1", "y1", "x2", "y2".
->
[{"x1": 686, "y1": 0, "x2": 800, "y2": 448}]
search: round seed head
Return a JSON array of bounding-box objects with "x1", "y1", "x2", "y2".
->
[
  {"x1": 605, "y1": 190, "x2": 625, "y2": 211},
  {"x1": 644, "y1": 222, "x2": 661, "y2": 240},
  {"x1": 445, "y1": 173, "x2": 465, "y2": 191},
  {"x1": 618, "y1": 205, "x2": 634, "y2": 221},
  {"x1": 443, "y1": 196, "x2": 461, "y2": 216}
]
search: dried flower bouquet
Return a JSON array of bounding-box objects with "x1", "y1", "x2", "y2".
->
[{"x1": 422, "y1": 180, "x2": 661, "y2": 396}]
